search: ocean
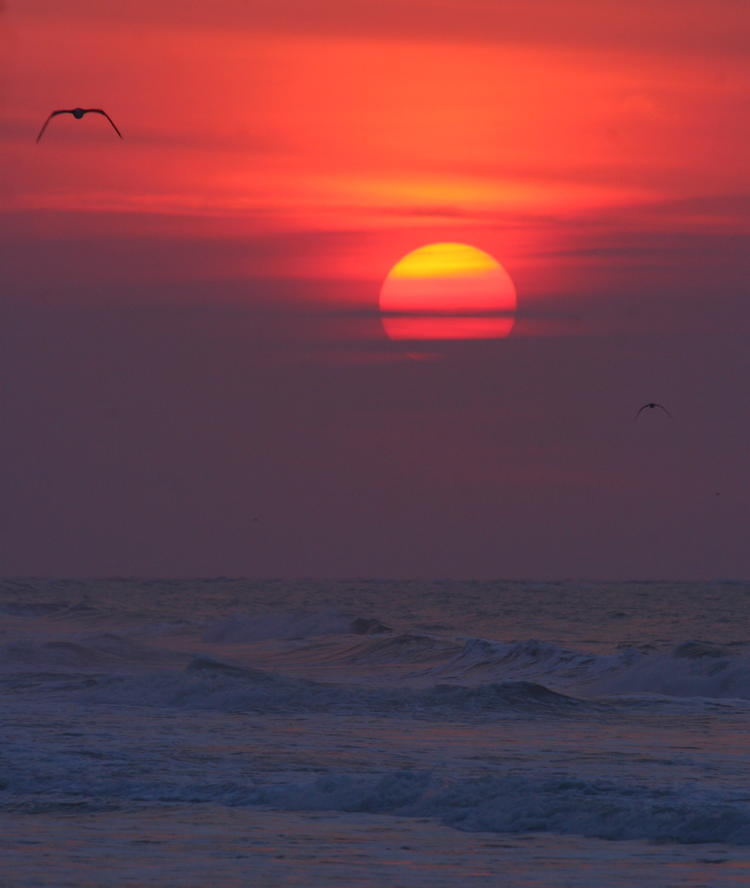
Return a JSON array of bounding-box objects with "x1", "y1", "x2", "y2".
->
[{"x1": 2, "y1": 577, "x2": 750, "y2": 887}]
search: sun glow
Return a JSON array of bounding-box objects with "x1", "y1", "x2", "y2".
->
[{"x1": 379, "y1": 243, "x2": 517, "y2": 341}]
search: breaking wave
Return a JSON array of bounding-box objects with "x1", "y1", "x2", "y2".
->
[
  {"x1": 6, "y1": 766, "x2": 750, "y2": 846},
  {"x1": 254, "y1": 770, "x2": 750, "y2": 845},
  {"x1": 428, "y1": 637, "x2": 750, "y2": 700},
  {"x1": 75, "y1": 657, "x2": 589, "y2": 716}
]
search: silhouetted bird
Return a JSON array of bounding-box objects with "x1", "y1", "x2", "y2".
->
[
  {"x1": 36, "y1": 108, "x2": 123, "y2": 142},
  {"x1": 635, "y1": 402, "x2": 672, "y2": 420}
]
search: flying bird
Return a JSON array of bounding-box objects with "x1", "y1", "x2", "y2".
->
[
  {"x1": 36, "y1": 108, "x2": 123, "y2": 142},
  {"x1": 635, "y1": 402, "x2": 672, "y2": 420}
]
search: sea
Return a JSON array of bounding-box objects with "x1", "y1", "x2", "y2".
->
[{"x1": 2, "y1": 577, "x2": 750, "y2": 887}]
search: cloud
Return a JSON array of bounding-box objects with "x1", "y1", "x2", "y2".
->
[{"x1": 19, "y1": 0, "x2": 750, "y2": 57}]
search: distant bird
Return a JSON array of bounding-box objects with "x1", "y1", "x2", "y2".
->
[
  {"x1": 36, "y1": 108, "x2": 123, "y2": 142},
  {"x1": 635, "y1": 402, "x2": 672, "y2": 420}
]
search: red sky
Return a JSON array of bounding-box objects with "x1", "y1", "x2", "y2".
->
[{"x1": 2, "y1": 0, "x2": 749, "y2": 578}]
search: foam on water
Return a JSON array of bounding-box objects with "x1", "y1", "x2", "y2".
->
[
  {"x1": 428, "y1": 636, "x2": 750, "y2": 700},
  {"x1": 5, "y1": 762, "x2": 750, "y2": 846},
  {"x1": 255, "y1": 770, "x2": 750, "y2": 845}
]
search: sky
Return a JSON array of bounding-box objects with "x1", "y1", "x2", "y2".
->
[{"x1": 1, "y1": 0, "x2": 749, "y2": 579}]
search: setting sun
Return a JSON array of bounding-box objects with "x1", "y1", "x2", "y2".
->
[{"x1": 379, "y1": 243, "x2": 517, "y2": 341}]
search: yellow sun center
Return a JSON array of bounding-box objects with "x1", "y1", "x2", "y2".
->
[{"x1": 379, "y1": 243, "x2": 517, "y2": 341}]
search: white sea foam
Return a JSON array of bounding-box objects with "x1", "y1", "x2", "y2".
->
[
  {"x1": 254, "y1": 770, "x2": 750, "y2": 845},
  {"x1": 428, "y1": 636, "x2": 750, "y2": 700},
  {"x1": 6, "y1": 764, "x2": 750, "y2": 846}
]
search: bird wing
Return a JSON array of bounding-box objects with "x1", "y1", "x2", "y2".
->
[
  {"x1": 35, "y1": 109, "x2": 71, "y2": 143},
  {"x1": 634, "y1": 403, "x2": 672, "y2": 420},
  {"x1": 87, "y1": 109, "x2": 123, "y2": 138}
]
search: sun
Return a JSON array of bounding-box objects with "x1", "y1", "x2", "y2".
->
[{"x1": 379, "y1": 243, "x2": 517, "y2": 342}]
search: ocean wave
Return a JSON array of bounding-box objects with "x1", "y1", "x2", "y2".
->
[
  {"x1": 417, "y1": 681, "x2": 591, "y2": 713},
  {"x1": 77, "y1": 658, "x2": 589, "y2": 716},
  {"x1": 429, "y1": 637, "x2": 613, "y2": 682},
  {"x1": 6, "y1": 767, "x2": 750, "y2": 846},
  {"x1": 83, "y1": 659, "x2": 337, "y2": 712},
  {"x1": 0, "y1": 601, "x2": 73, "y2": 617},
  {"x1": 7, "y1": 624, "x2": 750, "y2": 702},
  {"x1": 0, "y1": 633, "x2": 165, "y2": 669},
  {"x1": 202, "y1": 609, "x2": 391, "y2": 643},
  {"x1": 344, "y1": 633, "x2": 461, "y2": 665},
  {"x1": 429, "y1": 637, "x2": 750, "y2": 700},
  {"x1": 590, "y1": 644, "x2": 750, "y2": 700},
  {"x1": 254, "y1": 770, "x2": 750, "y2": 845}
]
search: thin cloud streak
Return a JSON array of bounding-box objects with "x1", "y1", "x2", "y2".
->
[{"x1": 19, "y1": 0, "x2": 750, "y2": 57}]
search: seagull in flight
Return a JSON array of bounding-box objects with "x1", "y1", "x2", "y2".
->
[
  {"x1": 36, "y1": 108, "x2": 123, "y2": 142},
  {"x1": 635, "y1": 402, "x2": 672, "y2": 420}
]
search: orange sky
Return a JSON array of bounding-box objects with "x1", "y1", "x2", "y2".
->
[{"x1": 3, "y1": 0, "x2": 749, "y2": 298}]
